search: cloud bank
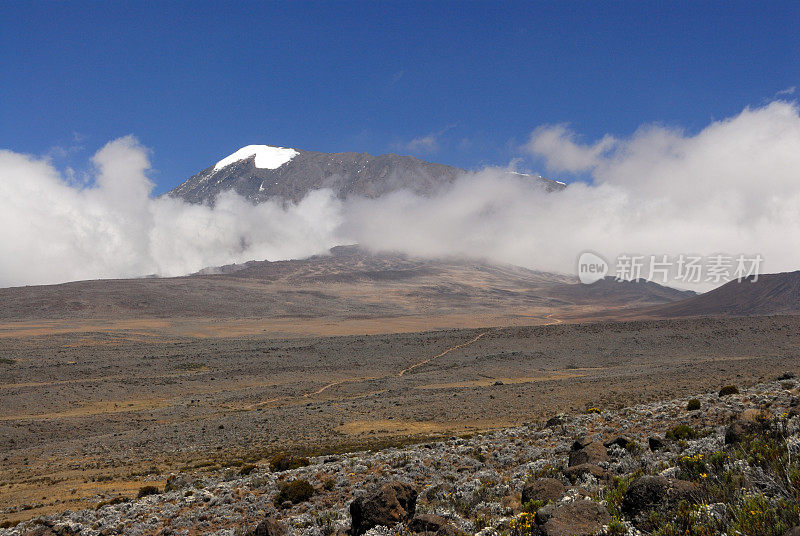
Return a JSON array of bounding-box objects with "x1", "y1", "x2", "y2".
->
[
  {"x1": 354, "y1": 101, "x2": 800, "y2": 287},
  {"x1": 0, "y1": 136, "x2": 342, "y2": 287},
  {"x1": 1, "y1": 101, "x2": 799, "y2": 289}
]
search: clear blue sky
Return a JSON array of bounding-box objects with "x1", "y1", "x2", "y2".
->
[{"x1": 1, "y1": 1, "x2": 798, "y2": 194}]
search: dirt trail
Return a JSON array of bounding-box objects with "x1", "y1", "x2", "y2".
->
[
  {"x1": 398, "y1": 331, "x2": 489, "y2": 376},
  {"x1": 243, "y1": 331, "x2": 491, "y2": 409},
  {"x1": 545, "y1": 313, "x2": 563, "y2": 325}
]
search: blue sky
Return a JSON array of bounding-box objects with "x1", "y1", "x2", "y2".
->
[{"x1": 1, "y1": 1, "x2": 798, "y2": 194}]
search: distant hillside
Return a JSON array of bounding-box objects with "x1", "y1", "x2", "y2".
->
[
  {"x1": 0, "y1": 246, "x2": 687, "y2": 323},
  {"x1": 648, "y1": 271, "x2": 800, "y2": 317},
  {"x1": 167, "y1": 145, "x2": 565, "y2": 205}
]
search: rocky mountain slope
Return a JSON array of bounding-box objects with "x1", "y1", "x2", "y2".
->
[
  {"x1": 645, "y1": 270, "x2": 800, "y2": 317},
  {"x1": 167, "y1": 145, "x2": 565, "y2": 205},
  {"x1": 4, "y1": 378, "x2": 800, "y2": 536},
  {"x1": 0, "y1": 246, "x2": 689, "y2": 322}
]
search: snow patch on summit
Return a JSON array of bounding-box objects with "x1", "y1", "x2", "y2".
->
[{"x1": 214, "y1": 145, "x2": 298, "y2": 172}]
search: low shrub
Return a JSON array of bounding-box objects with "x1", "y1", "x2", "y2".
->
[
  {"x1": 274, "y1": 479, "x2": 314, "y2": 506},
  {"x1": 719, "y1": 385, "x2": 739, "y2": 397},
  {"x1": 137, "y1": 485, "x2": 159, "y2": 498},
  {"x1": 239, "y1": 464, "x2": 257, "y2": 476},
  {"x1": 687, "y1": 399, "x2": 701, "y2": 411},
  {"x1": 607, "y1": 516, "x2": 626, "y2": 535},
  {"x1": 269, "y1": 452, "x2": 310, "y2": 472},
  {"x1": 521, "y1": 499, "x2": 544, "y2": 513},
  {"x1": 96, "y1": 496, "x2": 128, "y2": 509},
  {"x1": 666, "y1": 424, "x2": 699, "y2": 441},
  {"x1": 509, "y1": 512, "x2": 537, "y2": 536}
]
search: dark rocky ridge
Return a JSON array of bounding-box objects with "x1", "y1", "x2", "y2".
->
[
  {"x1": 645, "y1": 270, "x2": 800, "y2": 317},
  {"x1": 167, "y1": 147, "x2": 565, "y2": 205},
  {"x1": 0, "y1": 246, "x2": 691, "y2": 320}
]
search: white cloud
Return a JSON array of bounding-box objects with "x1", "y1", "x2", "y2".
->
[
  {"x1": 349, "y1": 101, "x2": 800, "y2": 287},
  {"x1": 404, "y1": 134, "x2": 439, "y2": 154},
  {"x1": 2, "y1": 101, "x2": 800, "y2": 290},
  {"x1": 526, "y1": 123, "x2": 618, "y2": 173},
  {"x1": 0, "y1": 137, "x2": 344, "y2": 287}
]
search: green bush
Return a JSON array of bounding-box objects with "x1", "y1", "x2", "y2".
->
[
  {"x1": 719, "y1": 385, "x2": 739, "y2": 397},
  {"x1": 602, "y1": 475, "x2": 635, "y2": 518},
  {"x1": 521, "y1": 499, "x2": 544, "y2": 513},
  {"x1": 137, "y1": 485, "x2": 159, "y2": 498},
  {"x1": 607, "y1": 516, "x2": 626, "y2": 535},
  {"x1": 269, "y1": 452, "x2": 310, "y2": 472},
  {"x1": 665, "y1": 424, "x2": 699, "y2": 441},
  {"x1": 274, "y1": 479, "x2": 314, "y2": 506},
  {"x1": 730, "y1": 494, "x2": 797, "y2": 536},
  {"x1": 625, "y1": 440, "x2": 641, "y2": 453},
  {"x1": 239, "y1": 463, "x2": 257, "y2": 476},
  {"x1": 687, "y1": 399, "x2": 701, "y2": 411}
]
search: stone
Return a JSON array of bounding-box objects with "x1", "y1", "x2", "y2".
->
[
  {"x1": 350, "y1": 481, "x2": 417, "y2": 536},
  {"x1": 603, "y1": 436, "x2": 631, "y2": 449},
  {"x1": 545, "y1": 416, "x2": 564, "y2": 427},
  {"x1": 521, "y1": 478, "x2": 565, "y2": 505},
  {"x1": 408, "y1": 514, "x2": 449, "y2": 533},
  {"x1": 563, "y1": 463, "x2": 609, "y2": 482},
  {"x1": 252, "y1": 516, "x2": 288, "y2": 536},
  {"x1": 534, "y1": 500, "x2": 611, "y2": 536},
  {"x1": 725, "y1": 409, "x2": 770, "y2": 444},
  {"x1": 435, "y1": 525, "x2": 460, "y2": 536},
  {"x1": 568, "y1": 441, "x2": 608, "y2": 467},
  {"x1": 621, "y1": 476, "x2": 700, "y2": 530}
]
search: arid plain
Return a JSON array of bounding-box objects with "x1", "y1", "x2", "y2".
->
[{"x1": 2, "y1": 311, "x2": 799, "y2": 523}]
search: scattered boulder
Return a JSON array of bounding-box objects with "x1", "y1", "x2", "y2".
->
[
  {"x1": 164, "y1": 472, "x2": 193, "y2": 492},
  {"x1": 23, "y1": 528, "x2": 57, "y2": 536},
  {"x1": 252, "y1": 516, "x2": 288, "y2": 536},
  {"x1": 545, "y1": 415, "x2": 564, "y2": 427},
  {"x1": 621, "y1": 476, "x2": 700, "y2": 529},
  {"x1": 563, "y1": 463, "x2": 609, "y2": 482},
  {"x1": 350, "y1": 481, "x2": 417, "y2": 536},
  {"x1": 435, "y1": 525, "x2": 460, "y2": 536},
  {"x1": 534, "y1": 499, "x2": 610, "y2": 536},
  {"x1": 725, "y1": 409, "x2": 770, "y2": 444},
  {"x1": 603, "y1": 436, "x2": 631, "y2": 449},
  {"x1": 568, "y1": 440, "x2": 608, "y2": 467},
  {"x1": 790, "y1": 398, "x2": 800, "y2": 418},
  {"x1": 408, "y1": 514, "x2": 450, "y2": 533},
  {"x1": 521, "y1": 478, "x2": 565, "y2": 505}
]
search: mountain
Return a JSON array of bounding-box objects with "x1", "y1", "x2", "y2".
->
[
  {"x1": 167, "y1": 145, "x2": 565, "y2": 205},
  {"x1": 549, "y1": 276, "x2": 695, "y2": 306},
  {"x1": 0, "y1": 246, "x2": 687, "y2": 329},
  {"x1": 646, "y1": 271, "x2": 800, "y2": 317}
]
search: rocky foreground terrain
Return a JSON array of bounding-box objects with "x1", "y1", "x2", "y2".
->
[{"x1": 4, "y1": 378, "x2": 800, "y2": 536}]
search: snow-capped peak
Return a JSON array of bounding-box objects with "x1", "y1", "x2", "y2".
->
[{"x1": 214, "y1": 145, "x2": 299, "y2": 172}]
